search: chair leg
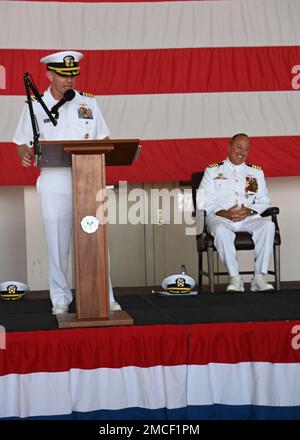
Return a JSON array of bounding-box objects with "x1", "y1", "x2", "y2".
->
[
  {"x1": 198, "y1": 251, "x2": 203, "y2": 292},
  {"x1": 207, "y1": 248, "x2": 214, "y2": 293},
  {"x1": 274, "y1": 245, "x2": 280, "y2": 291}
]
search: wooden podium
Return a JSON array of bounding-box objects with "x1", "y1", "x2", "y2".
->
[{"x1": 38, "y1": 139, "x2": 140, "y2": 328}]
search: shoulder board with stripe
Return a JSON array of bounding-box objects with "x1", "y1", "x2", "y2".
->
[
  {"x1": 25, "y1": 94, "x2": 43, "y2": 104},
  {"x1": 79, "y1": 91, "x2": 94, "y2": 98},
  {"x1": 246, "y1": 163, "x2": 262, "y2": 170},
  {"x1": 208, "y1": 161, "x2": 224, "y2": 168}
]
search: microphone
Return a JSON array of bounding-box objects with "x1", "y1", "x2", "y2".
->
[{"x1": 51, "y1": 89, "x2": 75, "y2": 118}]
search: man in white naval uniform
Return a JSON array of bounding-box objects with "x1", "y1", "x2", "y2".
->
[
  {"x1": 199, "y1": 133, "x2": 275, "y2": 292},
  {"x1": 13, "y1": 50, "x2": 121, "y2": 314}
]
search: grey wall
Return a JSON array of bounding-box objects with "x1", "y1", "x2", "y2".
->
[{"x1": 0, "y1": 176, "x2": 299, "y2": 290}]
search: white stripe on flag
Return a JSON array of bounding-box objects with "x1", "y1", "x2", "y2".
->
[
  {"x1": 188, "y1": 362, "x2": 300, "y2": 407},
  {"x1": 1, "y1": 0, "x2": 300, "y2": 50},
  {"x1": 2, "y1": 91, "x2": 300, "y2": 143},
  {"x1": 2, "y1": 362, "x2": 300, "y2": 418},
  {"x1": 0, "y1": 365, "x2": 187, "y2": 418}
]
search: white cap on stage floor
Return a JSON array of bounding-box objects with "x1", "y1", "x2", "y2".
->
[
  {"x1": 0, "y1": 281, "x2": 28, "y2": 300},
  {"x1": 162, "y1": 273, "x2": 195, "y2": 294}
]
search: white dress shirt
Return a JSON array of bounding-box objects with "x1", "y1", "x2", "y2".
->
[
  {"x1": 13, "y1": 87, "x2": 110, "y2": 146},
  {"x1": 199, "y1": 158, "x2": 271, "y2": 216}
]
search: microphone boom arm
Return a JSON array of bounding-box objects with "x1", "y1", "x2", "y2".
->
[{"x1": 23, "y1": 73, "x2": 57, "y2": 158}]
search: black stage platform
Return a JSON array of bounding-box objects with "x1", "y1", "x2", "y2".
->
[{"x1": 1, "y1": 283, "x2": 300, "y2": 332}]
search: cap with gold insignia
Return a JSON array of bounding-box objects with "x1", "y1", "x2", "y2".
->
[
  {"x1": 162, "y1": 274, "x2": 196, "y2": 294},
  {"x1": 40, "y1": 50, "x2": 83, "y2": 77},
  {"x1": 0, "y1": 281, "x2": 28, "y2": 300},
  {"x1": 152, "y1": 265, "x2": 197, "y2": 297}
]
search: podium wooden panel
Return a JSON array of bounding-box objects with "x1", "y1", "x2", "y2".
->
[{"x1": 38, "y1": 140, "x2": 139, "y2": 328}]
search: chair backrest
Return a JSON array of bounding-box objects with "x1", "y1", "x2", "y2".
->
[{"x1": 191, "y1": 171, "x2": 204, "y2": 212}]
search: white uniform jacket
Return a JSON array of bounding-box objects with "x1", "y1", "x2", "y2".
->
[
  {"x1": 199, "y1": 158, "x2": 272, "y2": 217},
  {"x1": 13, "y1": 87, "x2": 110, "y2": 145}
]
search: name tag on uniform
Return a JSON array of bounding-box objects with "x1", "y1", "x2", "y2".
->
[{"x1": 78, "y1": 106, "x2": 93, "y2": 119}]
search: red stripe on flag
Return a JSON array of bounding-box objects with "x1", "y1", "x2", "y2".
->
[
  {"x1": 1, "y1": 47, "x2": 300, "y2": 96},
  {"x1": 107, "y1": 136, "x2": 300, "y2": 183},
  {"x1": 0, "y1": 143, "x2": 39, "y2": 185},
  {"x1": 0, "y1": 325, "x2": 190, "y2": 374},
  {"x1": 1, "y1": 322, "x2": 300, "y2": 375},
  {"x1": 189, "y1": 321, "x2": 300, "y2": 364},
  {"x1": 2, "y1": 136, "x2": 300, "y2": 185}
]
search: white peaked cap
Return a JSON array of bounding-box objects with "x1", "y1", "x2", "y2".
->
[
  {"x1": 40, "y1": 51, "x2": 83, "y2": 77},
  {"x1": 162, "y1": 274, "x2": 195, "y2": 290},
  {"x1": 40, "y1": 50, "x2": 83, "y2": 64},
  {"x1": 0, "y1": 281, "x2": 28, "y2": 291},
  {"x1": 0, "y1": 281, "x2": 28, "y2": 300}
]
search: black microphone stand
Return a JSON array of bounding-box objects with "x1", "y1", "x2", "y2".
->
[{"x1": 23, "y1": 72, "x2": 57, "y2": 159}]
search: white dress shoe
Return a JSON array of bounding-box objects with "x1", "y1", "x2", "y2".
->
[
  {"x1": 52, "y1": 304, "x2": 69, "y2": 315},
  {"x1": 226, "y1": 276, "x2": 245, "y2": 292},
  {"x1": 251, "y1": 274, "x2": 274, "y2": 292},
  {"x1": 110, "y1": 301, "x2": 122, "y2": 311}
]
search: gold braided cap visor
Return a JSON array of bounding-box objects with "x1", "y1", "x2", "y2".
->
[
  {"x1": 166, "y1": 287, "x2": 191, "y2": 293},
  {"x1": 47, "y1": 65, "x2": 80, "y2": 77},
  {"x1": 0, "y1": 293, "x2": 25, "y2": 300}
]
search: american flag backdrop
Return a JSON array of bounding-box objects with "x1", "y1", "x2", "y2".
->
[
  {"x1": 2, "y1": 1, "x2": 300, "y2": 420},
  {"x1": 0, "y1": 0, "x2": 300, "y2": 185}
]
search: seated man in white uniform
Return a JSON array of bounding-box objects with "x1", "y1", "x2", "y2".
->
[
  {"x1": 13, "y1": 50, "x2": 121, "y2": 314},
  {"x1": 199, "y1": 133, "x2": 275, "y2": 292}
]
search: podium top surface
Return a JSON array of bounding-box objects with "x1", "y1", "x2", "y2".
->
[{"x1": 38, "y1": 139, "x2": 141, "y2": 167}]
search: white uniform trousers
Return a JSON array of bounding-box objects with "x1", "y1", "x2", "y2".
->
[
  {"x1": 206, "y1": 214, "x2": 275, "y2": 277},
  {"x1": 37, "y1": 168, "x2": 116, "y2": 307}
]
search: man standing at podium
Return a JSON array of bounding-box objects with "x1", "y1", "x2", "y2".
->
[{"x1": 13, "y1": 50, "x2": 121, "y2": 315}]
